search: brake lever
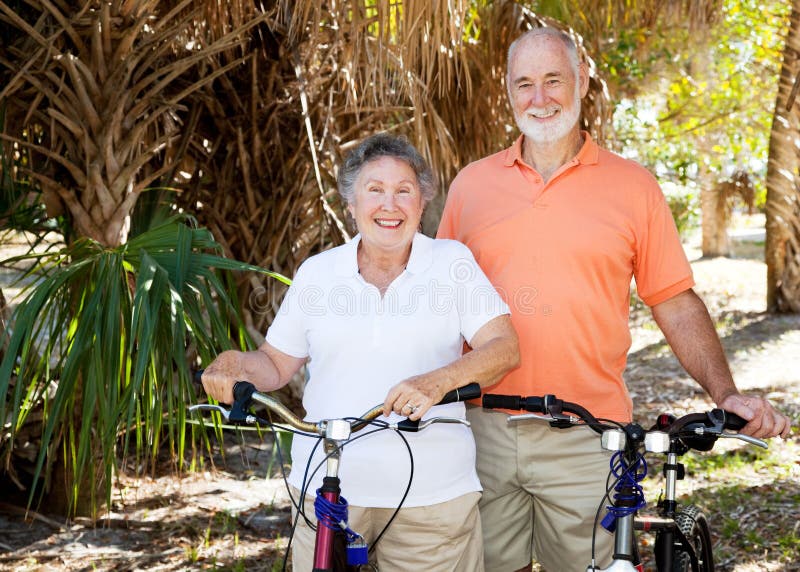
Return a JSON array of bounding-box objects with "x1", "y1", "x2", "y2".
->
[
  {"x1": 188, "y1": 403, "x2": 231, "y2": 422},
  {"x1": 718, "y1": 432, "x2": 768, "y2": 449},
  {"x1": 507, "y1": 413, "x2": 579, "y2": 425},
  {"x1": 393, "y1": 417, "x2": 470, "y2": 432}
]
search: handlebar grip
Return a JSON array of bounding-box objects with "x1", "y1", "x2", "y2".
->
[
  {"x1": 722, "y1": 411, "x2": 748, "y2": 431},
  {"x1": 438, "y1": 382, "x2": 482, "y2": 404},
  {"x1": 229, "y1": 381, "x2": 256, "y2": 422},
  {"x1": 482, "y1": 393, "x2": 521, "y2": 410},
  {"x1": 233, "y1": 381, "x2": 256, "y2": 404},
  {"x1": 482, "y1": 393, "x2": 547, "y2": 413}
]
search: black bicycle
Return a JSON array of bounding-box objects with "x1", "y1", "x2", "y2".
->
[{"x1": 482, "y1": 393, "x2": 769, "y2": 572}]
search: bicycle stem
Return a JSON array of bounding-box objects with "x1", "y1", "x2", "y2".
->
[
  {"x1": 662, "y1": 452, "x2": 679, "y2": 515},
  {"x1": 613, "y1": 513, "x2": 634, "y2": 561}
]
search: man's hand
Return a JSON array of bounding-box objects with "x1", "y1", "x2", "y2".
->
[{"x1": 718, "y1": 392, "x2": 792, "y2": 439}]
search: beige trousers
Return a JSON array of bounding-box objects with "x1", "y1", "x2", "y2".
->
[
  {"x1": 290, "y1": 487, "x2": 484, "y2": 571},
  {"x1": 467, "y1": 405, "x2": 615, "y2": 572}
]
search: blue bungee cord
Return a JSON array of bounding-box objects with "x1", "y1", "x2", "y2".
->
[
  {"x1": 314, "y1": 491, "x2": 369, "y2": 565},
  {"x1": 601, "y1": 450, "x2": 648, "y2": 532}
]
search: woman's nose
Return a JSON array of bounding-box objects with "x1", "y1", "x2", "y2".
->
[{"x1": 381, "y1": 192, "x2": 397, "y2": 210}]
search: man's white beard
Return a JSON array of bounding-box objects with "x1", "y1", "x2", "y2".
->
[{"x1": 514, "y1": 89, "x2": 581, "y2": 144}]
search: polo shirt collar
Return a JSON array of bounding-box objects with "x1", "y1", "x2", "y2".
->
[
  {"x1": 503, "y1": 130, "x2": 600, "y2": 168},
  {"x1": 334, "y1": 232, "x2": 433, "y2": 277}
]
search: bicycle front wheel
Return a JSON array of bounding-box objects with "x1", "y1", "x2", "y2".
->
[{"x1": 654, "y1": 504, "x2": 715, "y2": 572}]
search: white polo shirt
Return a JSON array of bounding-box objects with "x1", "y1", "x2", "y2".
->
[{"x1": 266, "y1": 233, "x2": 509, "y2": 507}]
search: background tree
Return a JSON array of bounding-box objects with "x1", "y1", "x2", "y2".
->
[
  {"x1": 0, "y1": 0, "x2": 277, "y2": 515},
  {"x1": 540, "y1": 0, "x2": 787, "y2": 257},
  {"x1": 765, "y1": 0, "x2": 800, "y2": 311}
]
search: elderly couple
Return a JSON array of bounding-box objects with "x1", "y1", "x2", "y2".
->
[{"x1": 201, "y1": 28, "x2": 791, "y2": 572}]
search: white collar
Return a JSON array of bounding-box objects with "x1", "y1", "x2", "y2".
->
[{"x1": 334, "y1": 232, "x2": 434, "y2": 277}]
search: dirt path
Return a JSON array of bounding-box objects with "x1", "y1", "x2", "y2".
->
[{"x1": 1, "y1": 233, "x2": 798, "y2": 571}]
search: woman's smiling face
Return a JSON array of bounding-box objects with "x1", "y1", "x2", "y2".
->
[{"x1": 348, "y1": 156, "x2": 424, "y2": 255}]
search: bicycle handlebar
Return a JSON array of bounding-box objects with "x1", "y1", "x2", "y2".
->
[
  {"x1": 482, "y1": 392, "x2": 766, "y2": 451},
  {"x1": 192, "y1": 369, "x2": 481, "y2": 435}
]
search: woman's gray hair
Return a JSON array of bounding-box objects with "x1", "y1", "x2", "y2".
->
[{"x1": 338, "y1": 133, "x2": 436, "y2": 207}]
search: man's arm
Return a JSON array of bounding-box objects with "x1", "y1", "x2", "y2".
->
[{"x1": 651, "y1": 289, "x2": 791, "y2": 438}]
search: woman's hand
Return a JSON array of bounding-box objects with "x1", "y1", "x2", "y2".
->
[
  {"x1": 382, "y1": 315, "x2": 519, "y2": 421},
  {"x1": 383, "y1": 373, "x2": 447, "y2": 421},
  {"x1": 201, "y1": 343, "x2": 306, "y2": 405},
  {"x1": 201, "y1": 350, "x2": 246, "y2": 404}
]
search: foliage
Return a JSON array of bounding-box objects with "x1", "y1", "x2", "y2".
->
[
  {"x1": 0, "y1": 107, "x2": 67, "y2": 244},
  {"x1": 609, "y1": 0, "x2": 790, "y2": 199},
  {"x1": 661, "y1": 182, "x2": 700, "y2": 239},
  {"x1": 0, "y1": 216, "x2": 288, "y2": 515}
]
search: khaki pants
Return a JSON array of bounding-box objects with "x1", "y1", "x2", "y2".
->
[
  {"x1": 467, "y1": 405, "x2": 615, "y2": 572},
  {"x1": 290, "y1": 488, "x2": 484, "y2": 571}
]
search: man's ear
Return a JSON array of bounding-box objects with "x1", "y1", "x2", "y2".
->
[{"x1": 578, "y1": 63, "x2": 590, "y2": 98}]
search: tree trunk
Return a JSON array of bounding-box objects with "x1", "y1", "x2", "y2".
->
[
  {"x1": 701, "y1": 183, "x2": 730, "y2": 257},
  {"x1": 765, "y1": 0, "x2": 800, "y2": 312}
]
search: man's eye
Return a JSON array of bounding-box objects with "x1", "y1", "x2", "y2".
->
[{"x1": 368, "y1": 187, "x2": 382, "y2": 193}]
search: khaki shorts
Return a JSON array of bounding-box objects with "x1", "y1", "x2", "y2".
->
[
  {"x1": 290, "y1": 487, "x2": 484, "y2": 571},
  {"x1": 467, "y1": 405, "x2": 615, "y2": 572}
]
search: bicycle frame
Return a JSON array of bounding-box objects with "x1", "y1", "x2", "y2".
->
[{"x1": 312, "y1": 420, "x2": 354, "y2": 572}]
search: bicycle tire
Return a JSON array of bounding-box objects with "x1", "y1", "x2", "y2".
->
[{"x1": 654, "y1": 504, "x2": 715, "y2": 572}]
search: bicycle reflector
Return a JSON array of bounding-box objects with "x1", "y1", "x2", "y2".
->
[
  {"x1": 655, "y1": 413, "x2": 675, "y2": 430},
  {"x1": 644, "y1": 431, "x2": 670, "y2": 453},
  {"x1": 601, "y1": 429, "x2": 626, "y2": 451}
]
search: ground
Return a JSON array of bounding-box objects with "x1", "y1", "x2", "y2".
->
[{"x1": 0, "y1": 220, "x2": 798, "y2": 571}]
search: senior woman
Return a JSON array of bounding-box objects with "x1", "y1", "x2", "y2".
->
[{"x1": 201, "y1": 133, "x2": 519, "y2": 571}]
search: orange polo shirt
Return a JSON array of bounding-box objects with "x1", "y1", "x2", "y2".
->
[{"x1": 438, "y1": 133, "x2": 694, "y2": 422}]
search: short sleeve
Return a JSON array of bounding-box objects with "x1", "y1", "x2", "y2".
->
[
  {"x1": 634, "y1": 186, "x2": 695, "y2": 307},
  {"x1": 448, "y1": 242, "x2": 510, "y2": 343},
  {"x1": 265, "y1": 263, "x2": 312, "y2": 358}
]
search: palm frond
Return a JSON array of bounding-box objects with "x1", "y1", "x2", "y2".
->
[{"x1": 0, "y1": 215, "x2": 285, "y2": 515}]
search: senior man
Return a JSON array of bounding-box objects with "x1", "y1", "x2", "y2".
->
[{"x1": 437, "y1": 27, "x2": 792, "y2": 572}]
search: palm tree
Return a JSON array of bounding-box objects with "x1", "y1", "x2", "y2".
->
[
  {"x1": 765, "y1": 0, "x2": 800, "y2": 312},
  {"x1": 0, "y1": 0, "x2": 278, "y2": 515}
]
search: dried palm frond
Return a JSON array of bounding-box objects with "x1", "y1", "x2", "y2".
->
[
  {"x1": 0, "y1": 0, "x2": 266, "y2": 247},
  {"x1": 172, "y1": 1, "x2": 612, "y2": 342}
]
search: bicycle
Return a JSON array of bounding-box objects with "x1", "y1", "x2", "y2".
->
[
  {"x1": 190, "y1": 375, "x2": 482, "y2": 572},
  {"x1": 481, "y1": 393, "x2": 769, "y2": 572}
]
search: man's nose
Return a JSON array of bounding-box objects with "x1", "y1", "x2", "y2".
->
[{"x1": 530, "y1": 85, "x2": 547, "y2": 107}]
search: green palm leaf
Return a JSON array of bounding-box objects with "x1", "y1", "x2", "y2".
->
[{"x1": 0, "y1": 215, "x2": 287, "y2": 516}]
